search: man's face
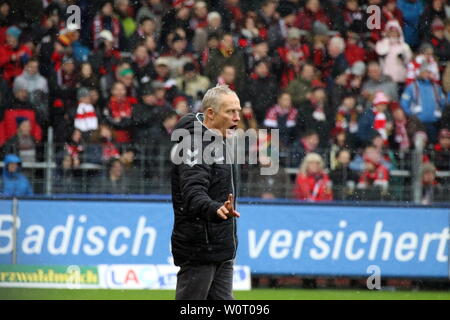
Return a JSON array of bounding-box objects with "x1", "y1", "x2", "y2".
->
[
  {"x1": 440, "y1": 136, "x2": 450, "y2": 149},
  {"x1": 338, "y1": 151, "x2": 351, "y2": 165},
  {"x1": 184, "y1": 70, "x2": 196, "y2": 80},
  {"x1": 6, "y1": 34, "x2": 17, "y2": 47},
  {"x1": 172, "y1": 39, "x2": 187, "y2": 53},
  {"x1": 62, "y1": 61, "x2": 75, "y2": 74},
  {"x1": 304, "y1": 134, "x2": 319, "y2": 149},
  {"x1": 301, "y1": 65, "x2": 314, "y2": 81},
  {"x1": 368, "y1": 64, "x2": 381, "y2": 80},
  {"x1": 221, "y1": 67, "x2": 236, "y2": 84},
  {"x1": 255, "y1": 62, "x2": 269, "y2": 77},
  {"x1": 253, "y1": 42, "x2": 268, "y2": 57},
  {"x1": 26, "y1": 61, "x2": 39, "y2": 75},
  {"x1": 110, "y1": 161, "x2": 123, "y2": 177},
  {"x1": 208, "y1": 93, "x2": 241, "y2": 137},
  {"x1": 221, "y1": 35, "x2": 234, "y2": 50},
  {"x1": 278, "y1": 93, "x2": 291, "y2": 108},
  {"x1": 18, "y1": 120, "x2": 31, "y2": 136},
  {"x1": 8, "y1": 163, "x2": 18, "y2": 173},
  {"x1": 142, "y1": 94, "x2": 156, "y2": 105},
  {"x1": 423, "y1": 171, "x2": 436, "y2": 184},
  {"x1": 142, "y1": 20, "x2": 156, "y2": 34}
]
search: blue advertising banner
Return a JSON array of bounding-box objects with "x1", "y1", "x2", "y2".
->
[{"x1": 0, "y1": 199, "x2": 448, "y2": 278}]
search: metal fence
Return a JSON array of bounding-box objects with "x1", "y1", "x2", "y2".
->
[{"x1": 2, "y1": 128, "x2": 449, "y2": 203}]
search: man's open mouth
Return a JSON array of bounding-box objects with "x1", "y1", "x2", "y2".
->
[{"x1": 229, "y1": 125, "x2": 238, "y2": 130}]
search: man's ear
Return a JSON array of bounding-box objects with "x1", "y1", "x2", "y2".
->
[{"x1": 205, "y1": 107, "x2": 215, "y2": 120}]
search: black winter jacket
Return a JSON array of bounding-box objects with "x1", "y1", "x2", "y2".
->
[{"x1": 170, "y1": 113, "x2": 238, "y2": 266}]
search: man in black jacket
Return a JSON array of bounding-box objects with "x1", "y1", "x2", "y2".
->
[{"x1": 171, "y1": 84, "x2": 241, "y2": 300}]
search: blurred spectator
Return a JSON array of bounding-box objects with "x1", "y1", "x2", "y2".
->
[
  {"x1": 357, "y1": 91, "x2": 393, "y2": 146},
  {"x1": 397, "y1": 0, "x2": 425, "y2": 49},
  {"x1": 132, "y1": 83, "x2": 169, "y2": 147},
  {"x1": 356, "y1": 145, "x2": 390, "y2": 195},
  {"x1": 264, "y1": 92, "x2": 297, "y2": 148},
  {"x1": 244, "y1": 37, "x2": 269, "y2": 73},
  {"x1": 329, "y1": 129, "x2": 353, "y2": 169},
  {"x1": 297, "y1": 84, "x2": 331, "y2": 147},
  {"x1": 361, "y1": 61, "x2": 398, "y2": 104},
  {"x1": 334, "y1": 94, "x2": 362, "y2": 146},
  {"x1": 205, "y1": 33, "x2": 246, "y2": 92},
  {"x1": 128, "y1": 16, "x2": 157, "y2": 51},
  {"x1": 428, "y1": 18, "x2": 450, "y2": 63},
  {"x1": 406, "y1": 43, "x2": 440, "y2": 84},
  {"x1": 161, "y1": 33, "x2": 196, "y2": 78},
  {"x1": 237, "y1": 101, "x2": 258, "y2": 131},
  {"x1": 240, "y1": 12, "x2": 260, "y2": 42},
  {"x1": 49, "y1": 55, "x2": 78, "y2": 109},
  {"x1": 1, "y1": 154, "x2": 33, "y2": 196},
  {"x1": 103, "y1": 82, "x2": 134, "y2": 143},
  {"x1": 91, "y1": 1, "x2": 125, "y2": 50},
  {"x1": 293, "y1": 152, "x2": 333, "y2": 202},
  {"x1": 276, "y1": 27, "x2": 310, "y2": 88},
  {"x1": 344, "y1": 25, "x2": 367, "y2": 66},
  {"x1": 0, "y1": 1, "x2": 13, "y2": 44},
  {"x1": 4, "y1": 117, "x2": 37, "y2": 163},
  {"x1": 131, "y1": 43, "x2": 155, "y2": 85},
  {"x1": 0, "y1": 26, "x2": 32, "y2": 85},
  {"x1": 152, "y1": 57, "x2": 179, "y2": 102},
  {"x1": 256, "y1": 0, "x2": 278, "y2": 29},
  {"x1": 114, "y1": 0, "x2": 137, "y2": 40},
  {"x1": 172, "y1": 95, "x2": 189, "y2": 116},
  {"x1": 76, "y1": 62, "x2": 100, "y2": 89},
  {"x1": 432, "y1": 128, "x2": 450, "y2": 170},
  {"x1": 61, "y1": 128, "x2": 84, "y2": 171},
  {"x1": 136, "y1": 0, "x2": 166, "y2": 34},
  {"x1": 389, "y1": 103, "x2": 427, "y2": 152},
  {"x1": 401, "y1": 63, "x2": 447, "y2": 143},
  {"x1": 87, "y1": 122, "x2": 120, "y2": 164},
  {"x1": 418, "y1": 0, "x2": 447, "y2": 42},
  {"x1": 245, "y1": 59, "x2": 278, "y2": 124},
  {"x1": 267, "y1": 2, "x2": 296, "y2": 50},
  {"x1": 421, "y1": 162, "x2": 444, "y2": 204},
  {"x1": 322, "y1": 36, "x2": 348, "y2": 86},
  {"x1": 375, "y1": 20, "x2": 413, "y2": 87},
  {"x1": 93, "y1": 158, "x2": 130, "y2": 194},
  {"x1": 159, "y1": 0, "x2": 194, "y2": 51},
  {"x1": 286, "y1": 62, "x2": 314, "y2": 108},
  {"x1": 74, "y1": 87, "x2": 99, "y2": 139},
  {"x1": 175, "y1": 62, "x2": 209, "y2": 104},
  {"x1": 290, "y1": 130, "x2": 320, "y2": 168},
  {"x1": 192, "y1": 10, "x2": 222, "y2": 55},
  {"x1": 329, "y1": 149, "x2": 359, "y2": 201},
  {"x1": 119, "y1": 144, "x2": 140, "y2": 184},
  {"x1": 295, "y1": 0, "x2": 330, "y2": 32},
  {"x1": 215, "y1": 64, "x2": 241, "y2": 95}
]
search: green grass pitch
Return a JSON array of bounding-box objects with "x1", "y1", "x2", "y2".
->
[{"x1": 1, "y1": 288, "x2": 449, "y2": 300}]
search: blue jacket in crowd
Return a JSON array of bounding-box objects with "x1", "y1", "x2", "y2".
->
[
  {"x1": 400, "y1": 79, "x2": 447, "y2": 124},
  {"x1": 397, "y1": 0, "x2": 425, "y2": 48},
  {"x1": 2, "y1": 154, "x2": 33, "y2": 197}
]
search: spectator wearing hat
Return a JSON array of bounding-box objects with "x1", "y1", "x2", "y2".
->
[
  {"x1": 388, "y1": 102, "x2": 427, "y2": 152},
  {"x1": 49, "y1": 55, "x2": 79, "y2": 110},
  {"x1": 88, "y1": 29, "x2": 122, "y2": 79},
  {"x1": 418, "y1": 0, "x2": 447, "y2": 42},
  {"x1": 91, "y1": 1, "x2": 125, "y2": 50},
  {"x1": 397, "y1": 0, "x2": 425, "y2": 50},
  {"x1": 421, "y1": 162, "x2": 445, "y2": 204},
  {"x1": 74, "y1": 87, "x2": 99, "y2": 139},
  {"x1": 276, "y1": 27, "x2": 310, "y2": 88},
  {"x1": 205, "y1": 33, "x2": 246, "y2": 93},
  {"x1": 245, "y1": 59, "x2": 278, "y2": 125},
  {"x1": 0, "y1": 26, "x2": 32, "y2": 85},
  {"x1": 376, "y1": 20, "x2": 412, "y2": 88},
  {"x1": 3, "y1": 117, "x2": 37, "y2": 163},
  {"x1": 172, "y1": 95, "x2": 189, "y2": 116},
  {"x1": 132, "y1": 83, "x2": 171, "y2": 147},
  {"x1": 267, "y1": 1, "x2": 296, "y2": 50},
  {"x1": 175, "y1": 62, "x2": 210, "y2": 103},
  {"x1": 1, "y1": 154, "x2": 33, "y2": 196},
  {"x1": 153, "y1": 56, "x2": 179, "y2": 103},
  {"x1": 401, "y1": 61, "x2": 447, "y2": 143},
  {"x1": 357, "y1": 91, "x2": 393, "y2": 146},
  {"x1": 428, "y1": 18, "x2": 450, "y2": 63},
  {"x1": 432, "y1": 128, "x2": 450, "y2": 171},
  {"x1": 295, "y1": 0, "x2": 331, "y2": 32}
]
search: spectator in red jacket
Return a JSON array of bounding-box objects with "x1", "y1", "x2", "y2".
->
[
  {"x1": 104, "y1": 82, "x2": 134, "y2": 143},
  {"x1": 295, "y1": 0, "x2": 331, "y2": 32},
  {"x1": 356, "y1": 145, "x2": 390, "y2": 193},
  {"x1": 293, "y1": 152, "x2": 333, "y2": 201},
  {"x1": 0, "y1": 26, "x2": 32, "y2": 85}
]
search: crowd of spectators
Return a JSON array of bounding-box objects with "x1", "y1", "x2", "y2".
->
[{"x1": 0, "y1": 0, "x2": 448, "y2": 201}]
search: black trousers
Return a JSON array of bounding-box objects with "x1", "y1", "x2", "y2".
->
[{"x1": 175, "y1": 259, "x2": 234, "y2": 300}]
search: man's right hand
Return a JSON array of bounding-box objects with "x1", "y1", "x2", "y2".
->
[{"x1": 217, "y1": 194, "x2": 240, "y2": 220}]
